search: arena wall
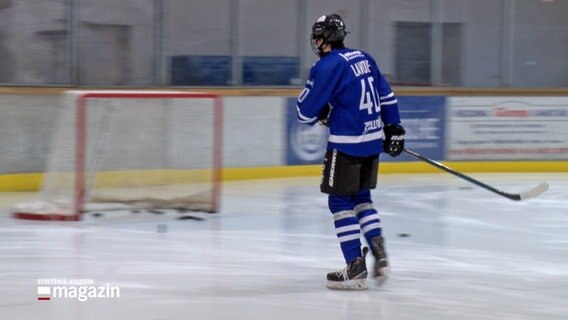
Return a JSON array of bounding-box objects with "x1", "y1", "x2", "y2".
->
[{"x1": 0, "y1": 88, "x2": 566, "y2": 191}]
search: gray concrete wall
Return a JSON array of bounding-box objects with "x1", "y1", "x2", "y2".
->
[
  {"x1": 0, "y1": 95, "x2": 60, "y2": 172},
  {"x1": 2, "y1": 91, "x2": 567, "y2": 175},
  {"x1": 0, "y1": 94, "x2": 285, "y2": 174},
  {"x1": 0, "y1": 0, "x2": 566, "y2": 86}
]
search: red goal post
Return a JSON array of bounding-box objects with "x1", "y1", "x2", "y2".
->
[{"x1": 12, "y1": 90, "x2": 223, "y2": 221}]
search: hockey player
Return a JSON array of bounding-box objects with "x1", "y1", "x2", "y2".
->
[{"x1": 296, "y1": 14, "x2": 405, "y2": 290}]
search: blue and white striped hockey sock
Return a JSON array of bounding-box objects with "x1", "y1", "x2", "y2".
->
[
  {"x1": 353, "y1": 190, "x2": 381, "y2": 245},
  {"x1": 329, "y1": 195, "x2": 362, "y2": 263}
]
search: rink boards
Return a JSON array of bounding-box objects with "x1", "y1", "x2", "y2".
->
[{"x1": 0, "y1": 93, "x2": 567, "y2": 191}]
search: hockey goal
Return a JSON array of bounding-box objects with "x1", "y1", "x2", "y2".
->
[{"x1": 12, "y1": 90, "x2": 222, "y2": 221}]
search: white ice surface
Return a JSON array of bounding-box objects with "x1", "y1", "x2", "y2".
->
[{"x1": 0, "y1": 173, "x2": 567, "y2": 320}]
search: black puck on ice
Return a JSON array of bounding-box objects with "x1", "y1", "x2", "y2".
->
[
  {"x1": 92, "y1": 212, "x2": 103, "y2": 218},
  {"x1": 177, "y1": 215, "x2": 204, "y2": 221},
  {"x1": 397, "y1": 233, "x2": 411, "y2": 238}
]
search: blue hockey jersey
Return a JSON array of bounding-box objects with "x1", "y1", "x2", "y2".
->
[{"x1": 296, "y1": 48, "x2": 401, "y2": 157}]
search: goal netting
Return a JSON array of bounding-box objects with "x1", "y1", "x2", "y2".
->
[{"x1": 12, "y1": 91, "x2": 222, "y2": 221}]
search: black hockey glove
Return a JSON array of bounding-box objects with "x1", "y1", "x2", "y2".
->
[
  {"x1": 383, "y1": 124, "x2": 406, "y2": 157},
  {"x1": 317, "y1": 103, "x2": 331, "y2": 126}
]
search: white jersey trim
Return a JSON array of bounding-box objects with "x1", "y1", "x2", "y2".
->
[
  {"x1": 379, "y1": 92, "x2": 395, "y2": 100},
  {"x1": 328, "y1": 131, "x2": 382, "y2": 144},
  {"x1": 380, "y1": 99, "x2": 398, "y2": 105},
  {"x1": 296, "y1": 105, "x2": 317, "y2": 123}
]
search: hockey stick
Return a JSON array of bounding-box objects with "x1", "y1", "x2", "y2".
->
[{"x1": 402, "y1": 148, "x2": 549, "y2": 201}]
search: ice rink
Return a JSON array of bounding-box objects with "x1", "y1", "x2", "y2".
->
[{"x1": 0, "y1": 172, "x2": 567, "y2": 320}]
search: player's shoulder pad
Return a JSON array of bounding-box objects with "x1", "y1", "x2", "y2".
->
[{"x1": 315, "y1": 51, "x2": 347, "y2": 73}]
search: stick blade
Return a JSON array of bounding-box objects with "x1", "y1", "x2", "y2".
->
[{"x1": 519, "y1": 182, "x2": 549, "y2": 200}]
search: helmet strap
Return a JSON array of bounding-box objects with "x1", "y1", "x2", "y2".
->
[
  {"x1": 317, "y1": 41, "x2": 328, "y2": 57},
  {"x1": 311, "y1": 36, "x2": 331, "y2": 57}
]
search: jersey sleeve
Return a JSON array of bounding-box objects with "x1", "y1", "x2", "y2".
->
[
  {"x1": 367, "y1": 57, "x2": 401, "y2": 126},
  {"x1": 376, "y1": 73, "x2": 401, "y2": 125},
  {"x1": 296, "y1": 59, "x2": 340, "y2": 125}
]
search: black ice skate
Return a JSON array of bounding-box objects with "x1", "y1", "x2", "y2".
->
[
  {"x1": 326, "y1": 247, "x2": 368, "y2": 290},
  {"x1": 370, "y1": 236, "x2": 390, "y2": 285}
]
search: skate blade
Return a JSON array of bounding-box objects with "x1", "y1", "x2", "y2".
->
[
  {"x1": 326, "y1": 279, "x2": 368, "y2": 290},
  {"x1": 374, "y1": 266, "x2": 391, "y2": 286}
]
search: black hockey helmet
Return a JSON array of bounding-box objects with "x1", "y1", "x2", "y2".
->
[{"x1": 311, "y1": 14, "x2": 347, "y2": 56}]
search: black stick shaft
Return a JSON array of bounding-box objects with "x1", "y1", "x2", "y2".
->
[{"x1": 402, "y1": 148, "x2": 520, "y2": 200}]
